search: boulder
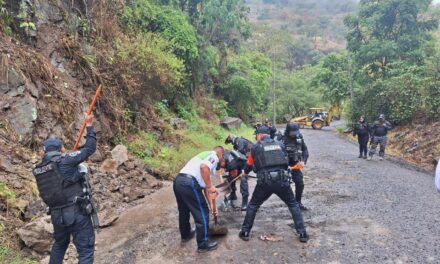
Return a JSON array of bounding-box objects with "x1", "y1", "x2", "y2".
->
[
  {"x1": 98, "y1": 209, "x2": 119, "y2": 228},
  {"x1": 17, "y1": 216, "x2": 53, "y2": 254},
  {"x1": 89, "y1": 149, "x2": 104, "y2": 163},
  {"x1": 8, "y1": 95, "x2": 37, "y2": 138},
  {"x1": 0, "y1": 156, "x2": 14, "y2": 172},
  {"x1": 0, "y1": 68, "x2": 25, "y2": 94},
  {"x1": 24, "y1": 199, "x2": 47, "y2": 221},
  {"x1": 220, "y1": 117, "x2": 242, "y2": 130},
  {"x1": 111, "y1": 145, "x2": 129, "y2": 167}
]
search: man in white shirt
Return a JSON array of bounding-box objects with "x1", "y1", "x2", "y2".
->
[{"x1": 173, "y1": 146, "x2": 225, "y2": 253}]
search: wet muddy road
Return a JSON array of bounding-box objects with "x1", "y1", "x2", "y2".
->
[{"x1": 95, "y1": 122, "x2": 440, "y2": 264}]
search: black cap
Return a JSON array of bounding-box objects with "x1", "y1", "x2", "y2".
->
[
  {"x1": 43, "y1": 138, "x2": 62, "y2": 152},
  {"x1": 255, "y1": 125, "x2": 271, "y2": 135}
]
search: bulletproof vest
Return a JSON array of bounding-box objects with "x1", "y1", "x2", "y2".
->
[
  {"x1": 33, "y1": 153, "x2": 84, "y2": 208},
  {"x1": 253, "y1": 140, "x2": 287, "y2": 171},
  {"x1": 374, "y1": 123, "x2": 387, "y2": 136},
  {"x1": 235, "y1": 137, "x2": 252, "y2": 155},
  {"x1": 285, "y1": 143, "x2": 300, "y2": 166}
]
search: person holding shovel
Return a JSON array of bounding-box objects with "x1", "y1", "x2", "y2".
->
[
  {"x1": 225, "y1": 134, "x2": 253, "y2": 210},
  {"x1": 173, "y1": 146, "x2": 226, "y2": 253},
  {"x1": 238, "y1": 126, "x2": 308, "y2": 243},
  {"x1": 33, "y1": 114, "x2": 97, "y2": 264}
]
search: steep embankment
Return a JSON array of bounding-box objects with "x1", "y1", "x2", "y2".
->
[
  {"x1": 387, "y1": 122, "x2": 440, "y2": 171},
  {"x1": 0, "y1": 29, "x2": 162, "y2": 262}
]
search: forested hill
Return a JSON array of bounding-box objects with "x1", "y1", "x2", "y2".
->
[{"x1": 246, "y1": 0, "x2": 357, "y2": 53}]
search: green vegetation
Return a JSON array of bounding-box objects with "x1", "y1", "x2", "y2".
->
[
  {"x1": 0, "y1": 0, "x2": 13, "y2": 35},
  {"x1": 124, "y1": 103, "x2": 254, "y2": 178},
  {"x1": 343, "y1": 0, "x2": 440, "y2": 123},
  {"x1": 0, "y1": 182, "x2": 16, "y2": 204}
]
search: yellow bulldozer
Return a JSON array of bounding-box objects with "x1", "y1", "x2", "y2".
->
[{"x1": 290, "y1": 107, "x2": 335, "y2": 130}]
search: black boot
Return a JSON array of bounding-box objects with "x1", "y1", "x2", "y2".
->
[
  {"x1": 358, "y1": 154, "x2": 363, "y2": 158},
  {"x1": 239, "y1": 230, "x2": 250, "y2": 241},
  {"x1": 197, "y1": 241, "x2": 218, "y2": 253},
  {"x1": 299, "y1": 231, "x2": 309, "y2": 243},
  {"x1": 181, "y1": 228, "x2": 196, "y2": 242}
]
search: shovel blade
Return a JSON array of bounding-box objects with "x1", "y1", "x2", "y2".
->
[{"x1": 208, "y1": 225, "x2": 228, "y2": 236}]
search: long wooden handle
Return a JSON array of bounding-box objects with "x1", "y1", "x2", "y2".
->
[{"x1": 73, "y1": 84, "x2": 103, "y2": 151}]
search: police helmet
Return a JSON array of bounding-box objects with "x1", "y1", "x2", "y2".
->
[
  {"x1": 285, "y1": 122, "x2": 300, "y2": 138},
  {"x1": 43, "y1": 138, "x2": 62, "y2": 152},
  {"x1": 225, "y1": 134, "x2": 237, "y2": 144},
  {"x1": 255, "y1": 125, "x2": 271, "y2": 135}
]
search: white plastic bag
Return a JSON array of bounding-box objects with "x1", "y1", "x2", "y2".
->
[{"x1": 435, "y1": 160, "x2": 440, "y2": 193}]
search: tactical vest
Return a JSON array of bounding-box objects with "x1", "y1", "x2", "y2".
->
[
  {"x1": 284, "y1": 136, "x2": 303, "y2": 166},
  {"x1": 285, "y1": 142, "x2": 300, "y2": 166},
  {"x1": 253, "y1": 140, "x2": 287, "y2": 171},
  {"x1": 33, "y1": 154, "x2": 84, "y2": 208}
]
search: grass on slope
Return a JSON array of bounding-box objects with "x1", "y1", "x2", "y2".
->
[{"x1": 125, "y1": 118, "x2": 255, "y2": 179}]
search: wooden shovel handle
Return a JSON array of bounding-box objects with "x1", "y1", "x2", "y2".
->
[{"x1": 73, "y1": 84, "x2": 103, "y2": 151}]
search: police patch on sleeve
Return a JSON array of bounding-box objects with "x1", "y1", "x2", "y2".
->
[{"x1": 67, "y1": 151, "x2": 82, "y2": 157}]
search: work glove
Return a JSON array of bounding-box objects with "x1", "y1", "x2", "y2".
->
[{"x1": 291, "y1": 162, "x2": 305, "y2": 171}]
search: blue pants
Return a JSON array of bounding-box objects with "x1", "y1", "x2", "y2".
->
[
  {"x1": 291, "y1": 170, "x2": 304, "y2": 204},
  {"x1": 173, "y1": 174, "x2": 210, "y2": 247},
  {"x1": 49, "y1": 205, "x2": 95, "y2": 264},
  {"x1": 241, "y1": 179, "x2": 305, "y2": 234}
]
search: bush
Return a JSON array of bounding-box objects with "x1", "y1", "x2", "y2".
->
[
  {"x1": 121, "y1": 0, "x2": 198, "y2": 64},
  {"x1": 113, "y1": 33, "x2": 185, "y2": 96}
]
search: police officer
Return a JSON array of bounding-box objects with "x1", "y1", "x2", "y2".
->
[
  {"x1": 353, "y1": 115, "x2": 370, "y2": 159},
  {"x1": 368, "y1": 114, "x2": 392, "y2": 161},
  {"x1": 238, "y1": 126, "x2": 308, "y2": 243},
  {"x1": 222, "y1": 148, "x2": 248, "y2": 210},
  {"x1": 173, "y1": 147, "x2": 226, "y2": 253},
  {"x1": 33, "y1": 114, "x2": 96, "y2": 264},
  {"x1": 224, "y1": 134, "x2": 253, "y2": 210},
  {"x1": 283, "y1": 122, "x2": 309, "y2": 210},
  {"x1": 263, "y1": 119, "x2": 277, "y2": 139}
]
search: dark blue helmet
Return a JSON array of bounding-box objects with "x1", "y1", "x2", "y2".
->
[
  {"x1": 255, "y1": 125, "x2": 271, "y2": 135},
  {"x1": 43, "y1": 138, "x2": 62, "y2": 152}
]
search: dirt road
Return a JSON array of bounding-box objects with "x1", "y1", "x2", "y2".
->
[{"x1": 95, "y1": 121, "x2": 440, "y2": 264}]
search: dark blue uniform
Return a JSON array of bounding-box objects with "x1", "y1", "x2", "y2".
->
[
  {"x1": 353, "y1": 121, "x2": 370, "y2": 158},
  {"x1": 36, "y1": 127, "x2": 96, "y2": 264},
  {"x1": 283, "y1": 129, "x2": 309, "y2": 206},
  {"x1": 240, "y1": 135, "x2": 306, "y2": 240},
  {"x1": 228, "y1": 137, "x2": 252, "y2": 206}
]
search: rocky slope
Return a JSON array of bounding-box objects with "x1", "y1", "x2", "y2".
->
[{"x1": 0, "y1": 0, "x2": 164, "y2": 261}]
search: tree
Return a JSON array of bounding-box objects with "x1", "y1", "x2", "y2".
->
[
  {"x1": 344, "y1": 0, "x2": 439, "y2": 123},
  {"x1": 220, "y1": 51, "x2": 272, "y2": 120},
  {"x1": 313, "y1": 52, "x2": 350, "y2": 108}
]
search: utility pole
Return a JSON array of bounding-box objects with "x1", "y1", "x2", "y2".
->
[{"x1": 272, "y1": 54, "x2": 276, "y2": 126}]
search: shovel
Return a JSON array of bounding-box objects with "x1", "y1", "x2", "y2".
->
[{"x1": 208, "y1": 198, "x2": 228, "y2": 236}]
